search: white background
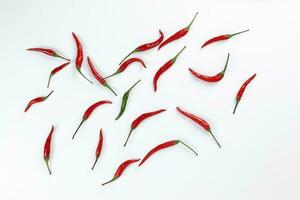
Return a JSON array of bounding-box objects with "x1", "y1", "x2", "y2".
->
[{"x1": 0, "y1": 0, "x2": 299, "y2": 199}]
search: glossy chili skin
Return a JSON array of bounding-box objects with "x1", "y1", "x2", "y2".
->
[
  {"x1": 138, "y1": 139, "x2": 198, "y2": 166},
  {"x1": 119, "y1": 30, "x2": 164, "y2": 64},
  {"x1": 115, "y1": 80, "x2": 141, "y2": 120},
  {"x1": 176, "y1": 107, "x2": 221, "y2": 148},
  {"x1": 153, "y1": 46, "x2": 186, "y2": 92},
  {"x1": 158, "y1": 12, "x2": 198, "y2": 50},
  {"x1": 72, "y1": 100, "x2": 112, "y2": 139},
  {"x1": 105, "y1": 58, "x2": 146, "y2": 79},
  {"x1": 72, "y1": 32, "x2": 93, "y2": 84},
  {"x1": 189, "y1": 53, "x2": 230, "y2": 82},
  {"x1": 91, "y1": 128, "x2": 104, "y2": 170},
  {"x1": 24, "y1": 90, "x2": 54, "y2": 112},
  {"x1": 201, "y1": 29, "x2": 249, "y2": 48},
  {"x1": 44, "y1": 125, "x2": 54, "y2": 175},
  {"x1": 233, "y1": 73, "x2": 256, "y2": 114},
  {"x1": 47, "y1": 62, "x2": 70, "y2": 88},
  {"x1": 124, "y1": 109, "x2": 166, "y2": 147},
  {"x1": 102, "y1": 159, "x2": 140, "y2": 186},
  {"x1": 27, "y1": 48, "x2": 70, "y2": 61},
  {"x1": 87, "y1": 56, "x2": 117, "y2": 96}
]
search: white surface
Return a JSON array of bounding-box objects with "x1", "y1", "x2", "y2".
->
[{"x1": 0, "y1": 0, "x2": 299, "y2": 199}]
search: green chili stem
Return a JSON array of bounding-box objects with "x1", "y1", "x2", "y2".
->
[
  {"x1": 119, "y1": 49, "x2": 137, "y2": 65},
  {"x1": 91, "y1": 157, "x2": 99, "y2": 170},
  {"x1": 221, "y1": 53, "x2": 230, "y2": 75},
  {"x1": 77, "y1": 68, "x2": 93, "y2": 84},
  {"x1": 233, "y1": 100, "x2": 240, "y2": 114},
  {"x1": 55, "y1": 54, "x2": 70, "y2": 61},
  {"x1": 124, "y1": 129, "x2": 133, "y2": 147},
  {"x1": 186, "y1": 12, "x2": 198, "y2": 30},
  {"x1": 208, "y1": 130, "x2": 221, "y2": 148},
  {"x1": 45, "y1": 159, "x2": 52, "y2": 175},
  {"x1": 72, "y1": 120, "x2": 84, "y2": 140},
  {"x1": 229, "y1": 29, "x2": 249, "y2": 38},
  {"x1": 47, "y1": 74, "x2": 52, "y2": 88},
  {"x1": 104, "y1": 71, "x2": 120, "y2": 79},
  {"x1": 172, "y1": 46, "x2": 186, "y2": 62},
  {"x1": 102, "y1": 177, "x2": 117, "y2": 186},
  {"x1": 105, "y1": 84, "x2": 117, "y2": 96},
  {"x1": 178, "y1": 140, "x2": 198, "y2": 156}
]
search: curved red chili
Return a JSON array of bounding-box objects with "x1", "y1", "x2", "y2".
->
[
  {"x1": 44, "y1": 125, "x2": 54, "y2": 175},
  {"x1": 47, "y1": 62, "x2": 70, "y2": 88},
  {"x1": 27, "y1": 48, "x2": 70, "y2": 61},
  {"x1": 119, "y1": 30, "x2": 164, "y2": 64},
  {"x1": 201, "y1": 29, "x2": 249, "y2": 48},
  {"x1": 72, "y1": 100, "x2": 112, "y2": 139},
  {"x1": 72, "y1": 32, "x2": 93, "y2": 84},
  {"x1": 91, "y1": 128, "x2": 104, "y2": 170},
  {"x1": 153, "y1": 46, "x2": 186, "y2": 92},
  {"x1": 87, "y1": 56, "x2": 117, "y2": 96},
  {"x1": 105, "y1": 58, "x2": 146, "y2": 79},
  {"x1": 176, "y1": 107, "x2": 221, "y2": 148},
  {"x1": 189, "y1": 53, "x2": 230, "y2": 82},
  {"x1": 158, "y1": 12, "x2": 198, "y2": 50},
  {"x1": 124, "y1": 109, "x2": 166, "y2": 147},
  {"x1": 139, "y1": 140, "x2": 198, "y2": 167},
  {"x1": 233, "y1": 73, "x2": 256, "y2": 114},
  {"x1": 24, "y1": 90, "x2": 54, "y2": 112},
  {"x1": 102, "y1": 159, "x2": 140, "y2": 186}
]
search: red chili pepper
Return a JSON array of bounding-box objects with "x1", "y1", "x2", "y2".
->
[
  {"x1": 158, "y1": 12, "x2": 198, "y2": 50},
  {"x1": 91, "y1": 128, "x2": 104, "y2": 170},
  {"x1": 201, "y1": 29, "x2": 249, "y2": 48},
  {"x1": 139, "y1": 140, "x2": 198, "y2": 167},
  {"x1": 105, "y1": 58, "x2": 146, "y2": 79},
  {"x1": 119, "y1": 30, "x2": 164, "y2": 64},
  {"x1": 189, "y1": 53, "x2": 230, "y2": 82},
  {"x1": 124, "y1": 109, "x2": 166, "y2": 147},
  {"x1": 44, "y1": 125, "x2": 54, "y2": 175},
  {"x1": 24, "y1": 90, "x2": 54, "y2": 112},
  {"x1": 102, "y1": 159, "x2": 140, "y2": 186},
  {"x1": 233, "y1": 73, "x2": 256, "y2": 114},
  {"x1": 27, "y1": 48, "x2": 70, "y2": 61},
  {"x1": 87, "y1": 56, "x2": 117, "y2": 96},
  {"x1": 72, "y1": 100, "x2": 112, "y2": 139},
  {"x1": 47, "y1": 62, "x2": 70, "y2": 88},
  {"x1": 153, "y1": 46, "x2": 186, "y2": 92},
  {"x1": 176, "y1": 107, "x2": 221, "y2": 148},
  {"x1": 72, "y1": 32, "x2": 93, "y2": 84}
]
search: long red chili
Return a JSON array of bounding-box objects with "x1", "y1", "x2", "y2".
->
[
  {"x1": 105, "y1": 58, "x2": 146, "y2": 79},
  {"x1": 176, "y1": 107, "x2": 221, "y2": 148},
  {"x1": 201, "y1": 29, "x2": 249, "y2": 48},
  {"x1": 153, "y1": 46, "x2": 186, "y2": 92},
  {"x1": 139, "y1": 140, "x2": 198, "y2": 167},
  {"x1": 119, "y1": 30, "x2": 164, "y2": 64},
  {"x1": 102, "y1": 159, "x2": 140, "y2": 186},
  {"x1": 72, "y1": 100, "x2": 112, "y2": 139},
  {"x1": 47, "y1": 62, "x2": 70, "y2": 88},
  {"x1": 24, "y1": 90, "x2": 54, "y2": 112},
  {"x1": 44, "y1": 125, "x2": 54, "y2": 175},
  {"x1": 189, "y1": 53, "x2": 230, "y2": 82},
  {"x1": 91, "y1": 128, "x2": 104, "y2": 170},
  {"x1": 87, "y1": 56, "x2": 117, "y2": 96},
  {"x1": 27, "y1": 48, "x2": 70, "y2": 61},
  {"x1": 124, "y1": 109, "x2": 166, "y2": 147},
  {"x1": 233, "y1": 73, "x2": 256, "y2": 114},
  {"x1": 72, "y1": 32, "x2": 93, "y2": 84},
  {"x1": 158, "y1": 12, "x2": 198, "y2": 50}
]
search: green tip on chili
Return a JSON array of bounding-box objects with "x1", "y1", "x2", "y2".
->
[
  {"x1": 102, "y1": 177, "x2": 117, "y2": 186},
  {"x1": 220, "y1": 53, "x2": 230, "y2": 76},
  {"x1": 172, "y1": 46, "x2": 186, "y2": 62},
  {"x1": 72, "y1": 119, "x2": 86, "y2": 140},
  {"x1": 228, "y1": 29, "x2": 250, "y2": 38},
  {"x1": 186, "y1": 12, "x2": 198, "y2": 30},
  {"x1": 207, "y1": 129, "x2": 221, "y2": 148},
  {"x1": 123, "y1": 129, "x2": 134, "y2": 147}
]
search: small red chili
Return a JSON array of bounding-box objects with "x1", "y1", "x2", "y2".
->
[
  {"x1": 44, "y1": 125, "x2": 54, "y2": 175},
  {"x1": 139, "y1": 140, "x2": 198, "y2": 167},
  {"x1": 189, "y1": 53, "x2": 230, "y2": 82},
  {"x1": 102, "y1": 159, "x2": 140, "y2": 186},
  {"x1": 119, "y1": 30, "x2": 164, "y2": 64},
  {"x1": 91, "y1": 128, "x2": 104, "y2": 170},
  {"x1": 153, "y1": 46, "x2": 186, "y2": 92},
  {"x1": 201, "y1": 29, "x2": 249, "y2": 48},
  {"x1": 47, "y1": 62, "x2": 70, "y2": 88},
  {"x1": 124, "y1": 109, "x2": 166, "y2": 147},
  {"x1": 72, "y1": 100, "x2": 112, "y2": 139},
  {"x1": 72, "y1": 32, "x2": 93, "y2": 84},
  {"x1": 27, "y1": 48, "x2": 70, "y2": 61},
  {"x1": 87, "y1": 56, "x2": 117, "y2": 96},
  {"x1": 158, "y1": 12, "x2": 198, "y2": 50},
  {"x1": 105, "y1": 58, "x2": 146, "y2": 79},
  {"x1": 176, "y1": 107, "x2": 221, "y2": 148},
  {"x1": 24, "y1": 90, "x2": 54, "y2": 112},
  {"x1": 233, "y1": 73, "x2": 256, "y2": 114}
]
